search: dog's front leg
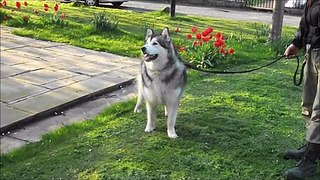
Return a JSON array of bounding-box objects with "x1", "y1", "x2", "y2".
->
[
  {"x1": 134, "y1": 91, "x2": 143, "y2": 113},
  {"x1": 134, "y1": 76, "x2": 143, "y2": 113},
  {"x1": 145, "y1": 102, "x2": 156, "y2": 133},
  {"x1": 166, "y1": 102, "x2": 179, "y2": 138},
  {"x1": 164, "y1": 106, "x2": 168, "y2": 116}
]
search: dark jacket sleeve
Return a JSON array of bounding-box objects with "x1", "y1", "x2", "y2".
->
[{"x1": 292, "y1": 6, "x2": 308, "y2": 49}]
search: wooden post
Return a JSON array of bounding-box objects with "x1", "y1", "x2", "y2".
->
[
  {"x1": 269, "y1": 0, "x2": 285, "y2": 41},
  {"x1": 170, "y1": 0, "x2": 176, "y2": 18}
]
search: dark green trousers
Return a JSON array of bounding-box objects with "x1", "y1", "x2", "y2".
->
[{"x1": 302, "y1": 45, "x2": 320, "y2": 144}]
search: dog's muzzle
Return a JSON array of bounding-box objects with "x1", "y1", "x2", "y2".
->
[{"x1": 141, "y1": 46, "x2": 158, "y2": 62}]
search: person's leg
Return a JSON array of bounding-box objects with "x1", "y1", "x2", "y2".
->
[
  {"x1": 284, "y1": 143, "x2": 320, "y2": 180},
  {"x1": 301, "y1": 50, "x2": 317, "y2": 126},
  {"x1": 306, "y1": 48, "x2": 320, "y2": 145},
  {"x1": 284, "y1": 48, "x2": 317, "y2": 160},
  {"x1": 284, "y1": 48, "x2": 320, "y2": 180}
]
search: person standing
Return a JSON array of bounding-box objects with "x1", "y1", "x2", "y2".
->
[{"x1": 283, "y1": 0, "x2": 320, "y2": 179}]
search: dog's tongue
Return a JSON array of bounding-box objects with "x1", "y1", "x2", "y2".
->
[{"x1": 144, "y1": 54, "x2": 152, "y2": 62}]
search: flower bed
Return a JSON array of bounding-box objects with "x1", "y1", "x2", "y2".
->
[{"x1": 175, "y1": 26, "x2": 235, "y2": 68}]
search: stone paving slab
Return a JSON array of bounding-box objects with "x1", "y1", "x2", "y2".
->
[
  {"x1": 11, "y1": 86, "x2": 88, "y2": 114},
  {"x1": 47, "y1": 45, "x2": 104, "y2": 57},
  {"x1": 0, "y1": 64, "x2": 29, "y2": 78},
  {"x1": 13, "y1": 68, "x2": 78, "y2": 86},
  {"x1": 0, "y1": 41, "x2": 28, "y2": 51},
  {"x1": 0, "y1": 78, "x2": 48, "y2": 103},
  {"x1": 10, "y1": 61, "x2": 52, "y2": 72},
  {"x1": 8, "y1": 46, "x2": 64, "y2": 59},
  {"x1": 42, "y1": 75, "x2": 90, "y2": 90},
  {"x1": 0, "y1": 51, "x2": 38, "y2": 66},
  {"x1": 0, "y1": 103, "x2": 33, "y2": 129},
  {"x1": 56, "y1": 63, "x2": 113, "y2": 76}
]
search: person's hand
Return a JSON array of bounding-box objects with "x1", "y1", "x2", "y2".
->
[{"x1": 284, "y1": 44, "x2": 299, "y2": 59}]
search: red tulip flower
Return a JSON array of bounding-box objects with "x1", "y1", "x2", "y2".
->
[
  {"x1": 2, "y1": 0, "x2": 7, "y2": 6},
  {"x1": 214, "y1": 41, "x2": 220, "y2": 48},
  {"x1": 44, "y1": 4, "x2": 49, "y2": 11},
  {"x1": 228, "y1": 48, "x2": 235, "y2": 54},
  {"x1": 201, "y1": 36, "x2": 211, "y2": 42},
  {"x1": 219, "y1": 48, "x2": 225, "y2": 54},
  {"x1": 215, "y1": 32, "x2": 221, "y2": 39},
  {"x1": 54, "y1": 3, "x2": 59, "y2": 12},
  {"x1": 214, "y1": 38, "x2": 224, "y2": 47},
  {"x1": 205, "y1": 27, "x2": 213, "y2": 34},
  {"x1": 175, "y1": 27, "x2": 180, "y2": 32},
  {"x1": 186, "y1": 34, "x2": 192, "y2": 39},
  {"x1": 179, "y1": 46, "x2": 186, "y2": 52},
  {"x1": 16, "y1": 1, "x2": 21, "y2": 10},
  {"x1": 201, "y1": 31, "x2": 209, "y2": 37},
  {"x1": 193, "y1": 41, "x2": 198, "y2": 46},
  {"x1": 195, "y1": 34, "x2": 201, "y2": 40},
  {"x1": 191, "y1": 26, "x2": 197, "y2": 33},
  {"x1": 24, "y1": 1, "x2": 28, "y2": 6}
]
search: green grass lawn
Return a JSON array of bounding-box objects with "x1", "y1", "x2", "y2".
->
[{"x1": 1, "y1": 1, "x2": 319, "y2": 180}]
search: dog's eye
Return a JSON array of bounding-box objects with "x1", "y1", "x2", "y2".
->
[{"x1": 152, "y1": 42, "x2": 158, "y2": 45}]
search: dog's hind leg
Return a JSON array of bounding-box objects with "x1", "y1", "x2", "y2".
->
[
  {"x1": 145, "y1": 102, "x2": 156, "y2": 133},
  {"x1": 166, "y1": 102, "x2": 179, "y2": 138}
]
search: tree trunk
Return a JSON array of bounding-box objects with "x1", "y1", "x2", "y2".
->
[
  {"x1": 269, "y1": 0, "x2": 285, "y2": 41},
  {"x1": 170, "y1": 0, "x2": 176, "y2": 18}
]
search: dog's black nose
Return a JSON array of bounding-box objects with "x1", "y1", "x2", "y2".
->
[{"x1": 141, "y1": 47, "x2": 146, "y2": 53}]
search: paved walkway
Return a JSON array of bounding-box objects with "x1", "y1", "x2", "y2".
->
[{"x1": 0, "y1": 25, "x2": 140, "y2": 134}]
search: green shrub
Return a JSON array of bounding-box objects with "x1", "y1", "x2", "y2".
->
[
  {"x1": 269, "y1": 36, "x2": 292, "y2": 56},
  {"x1": 41, "y1": 14, "x2": 68, "y2": 28},
  {"x1": 91, "y1": 12, "x2": 118, "y2": 32},
  {"x1": 253, "y1": 23, "x2": 270, "y2": 42}
]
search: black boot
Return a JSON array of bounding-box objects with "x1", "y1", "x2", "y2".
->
[
  {"x1": 284, "y1": 143, "x2": 320, "y2": 180},
  {"x1": 283, "y1": 144, "x2": 307, "y2": 160}
]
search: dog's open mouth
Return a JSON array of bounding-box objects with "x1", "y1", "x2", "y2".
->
[{"x1": 143, "y1": 54, "x2": 158, "y2": 62}]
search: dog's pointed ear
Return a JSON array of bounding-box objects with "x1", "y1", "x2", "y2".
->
[
  {"x1": 145, "y1": 29, "x2": 154, "y2": 41},
  {"x1": 161, "y1": 28, "x2": 171, "y2": 42}
]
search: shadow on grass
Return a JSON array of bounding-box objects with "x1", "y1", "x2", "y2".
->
[{"x1": 0, "y1": 106, "x2": 316, "y2": 180}]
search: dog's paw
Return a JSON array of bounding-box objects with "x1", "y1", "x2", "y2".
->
[
  {"x1": 134, "y1": 108, "x2": 142, "y2": 113},
  {"x1": 167, "y1": 131, "x2": 178, "y2": 138},
  {"x1": 144, "y1": 126, "x2": 155, "y2": 133}
]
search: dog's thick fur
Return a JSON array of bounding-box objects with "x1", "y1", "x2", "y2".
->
[{"x1": 134, "y1": 28, "x2": 187, "y2": 138}]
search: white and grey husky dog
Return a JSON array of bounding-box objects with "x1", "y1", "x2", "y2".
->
[{"x1": 134, "y1": 28, "x2": 187, "y2": 138}]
